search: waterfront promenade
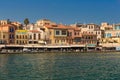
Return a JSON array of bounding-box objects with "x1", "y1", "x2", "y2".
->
[
  {"x1": 0, "y1": 44, "x2": 93, "y2": 53},
  {"x1": 0, "y1": 44, "x2": 120, "y2": 53}
]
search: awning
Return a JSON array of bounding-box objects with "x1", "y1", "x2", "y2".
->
[{"x1": 87, "y1": 44, "x2": 96, "y2": 47}]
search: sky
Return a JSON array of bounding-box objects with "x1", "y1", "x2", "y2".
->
[{"x1": 0, "y1": 0, "x2": 120, "y2": 24}]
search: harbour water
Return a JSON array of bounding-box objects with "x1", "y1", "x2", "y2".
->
[{"x1": 0, "y1": 52, "x2": 120, "y2": 80}]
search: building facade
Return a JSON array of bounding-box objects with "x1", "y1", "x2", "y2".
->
[
  {"x1": 15, "y1": 30, "x2": 28, "y2": 45},
  {"x1": 0, "y1": 24, "x2": 17, "y2": 44}
]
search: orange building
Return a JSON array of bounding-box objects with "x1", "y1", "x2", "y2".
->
[
  {"x1": 0, "y1": 24, "x2": 17, "y2": 44},
  {"x1": 67, "y1": 26, "x2": 81, "y2": 45}
]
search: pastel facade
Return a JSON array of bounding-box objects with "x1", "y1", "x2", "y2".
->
[
  {"x1": 0, "y1": 24, "x2": 17, "y2": 44},
  {"x1": 28, "y1": 30, "x2": 42, "y2": 45},
  {"x1": 81, "y1": 33, "x2": 97, "y2": 45},
  {"x1": 36, "y1": 19, "x2": 56, "y2": 26},
  {"x1": 23, "y1": 24, "x2": 47, "y2": 45},
  {"x1": 72, "y1": 28, "x2": 82, "y2": 44},
  {"x1": 1, "y1": 19, "x2": 120, "y2": 48},
  {"x1": 46, "y1": 24, "x2": 68, "y2": 45},
  {"x1": 101, "y1": 22, "x2": 113, "y2": 30},
  {"x1": 15, "y1": 30, "x2": 28, "y2": 45},
  {"x1": 67, "y1": 27, "x2": 74, "y2": 44},
  {"x1": 105, "y1": 24, "x2": 120, "y2": 38},
  {"x1": 78, "y1": 23, "x2": 103, "y2": 40},
  {"x1": 101, "y1": 24, "x2": 120, "y2": 44}
]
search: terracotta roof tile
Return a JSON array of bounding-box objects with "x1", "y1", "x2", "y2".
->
[{"x1": 29, "y1": 30, "x2": 40, "y2": 33}]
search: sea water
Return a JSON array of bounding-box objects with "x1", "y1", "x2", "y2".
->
[{"x1": 0, "y1": 52, "x2": 120, "y2": 80}]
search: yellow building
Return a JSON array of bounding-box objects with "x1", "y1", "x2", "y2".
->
[
  {"x1": 15, "y1": 30, "x2": 28, "y2": 45},
  {"x1": 45, "y1": 24, "x2": 68, "y2": 45}
]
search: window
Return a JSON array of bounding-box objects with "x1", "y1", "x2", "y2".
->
[
  {"x1": 12, "y1": 35, "x2": 14, "y2": 39},
  {"x1": 23, "y1": 35, "x2": 24, "y2": 39},
  {"x1": 55, "y1": 30, "x2": 60, "y2": 35},
  {"x1": 16, "y1": 40, "x2": 18, "y2": 44},
  {"x1": 69, "y1": 32, "x2": 72, "y2": 36},
  {"x1": 29, "y1": 41, "x2": 32, "y2": 44},
  {"x1": 115, "y1": 26, "x2": 120, "y2": 30},
  {"x1": 49, "y1": 31, "x2": 52, "y2": 35},
  {"x1": 29, "y1": 35, "x2": 32, "y2": 39},
  {"x1": 91, "y1": 26, "x2": 93, "y2": 29},
  {"x1": 106, "y1": 33, "x2": 111, "y2": 38},
  {"x1": 38, "y1": 34, "x2": 41, "y2": 39},
  {"x1": 96, "y1": 32, "x2": 97, "y2": 35},
  {"x1": 62, "y1": 30, "x2": 67, "y2": 35},
  {"x1": 9, "y1": 34, "x2": 14, "y2": 39},
  {"x1": 19, "y1": 35, "x2": 21, "y2": 39},
  {"x1": 34, "y1": 34, "x2": 36, "y2": 40},
  {"x1": 16, "y1": 35, "x2": 18, "y2": 39},
  {"x1": 9, "y1": 27, "x2": 14, "y2": 32},
  {"x1": 3, "y1": 35, "x2": 5, "y2": 39},
  {"x1": 88, "y1": 37, "x2": 90, "y2": 39},
  {"x1": 74, "y1": 32, "x2": 76, "y2": 35},
  {"x1": 98, "y1": 31, "x2": 100, "y2": 34},
  {"x1": 88, "y1": 26, "x2": 90, "y2": 29},
  {"x1": 25, "y1": 35, "x2": 27, "y2": 39}
]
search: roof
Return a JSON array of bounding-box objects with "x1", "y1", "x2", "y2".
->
[
  {"x1": 45, "y1": 24, "x2": 68, "y2": 29},
  {"x1": 45, "y1": 24, "x2": 81, "y2": 31},
  {"x1": 29, "y1": 30, "x2": 41, "y2": 33},
  {"x1": 0, "y1": 24, "x2": 16, "y2": 27}
]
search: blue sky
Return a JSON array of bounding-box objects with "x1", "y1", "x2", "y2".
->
[{"x1": 0, "y1": 0, "x2": 120, "y2": 24}]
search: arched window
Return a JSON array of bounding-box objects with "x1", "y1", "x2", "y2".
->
[{"x1": 34, "y1": 34, "x2": 36, "y2": 40}]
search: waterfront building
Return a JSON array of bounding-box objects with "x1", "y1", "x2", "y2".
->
[
  {"x1": 73, "y1": 23, "x2": 103, "y2": 40},
  {"x1": 102, "y1": 24, "x2": 120, "y2": 43},
  {"x1": 28, "y1": 30, "x2": 42, "y2": 45},
  {"x1": 0, "y1": 23, "x2": 17, "y2": 44},
  {"x1": 15, "y1": 30, "x2": 28, "y2": 45},
  {"x1": 100, "y1": 22, "x2": 113, "y2": 30},
  {"x1": 23, "y1": 23, "x2": 47, "y2": 45},
  {"x1": 67, "y1": 26, "x2": 82, "y2": 45},
  {"x1": 45, "y1": 24, "x2": 68, "y2": 45},
  {"x1": 71, "y1": 23, "x2": 103, "y2": 45},
  {"x1": 73, "y1": 27, "x2": 82, "y2": 44},
  {"x1": 104, "y1": 24, "x2": 120, "y2": 38},
  {"x1": 66, "y1": 27, "x2": 74, "y2": 45},
  {"x1": 100, "y1": 24, "x2": 120, "y2": 48},
  {"x1": 34, "y1": 24, "x2": 50, "y2": 45},
  {"x1": 36, "y1": 19, "x2": 56, "y2": 26},
  {"x1": 81, "y1": 32, "x2": 97, "y2": 46},
  {"x1": 86, "y1": 23, "x2": 103, "y2": 39}
]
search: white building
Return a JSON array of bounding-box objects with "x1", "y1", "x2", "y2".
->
[{"x1": 36, "y1": 19, "x2": 56, "y2": 26}]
